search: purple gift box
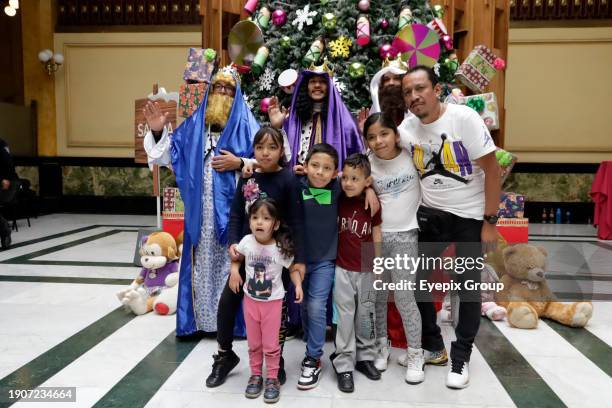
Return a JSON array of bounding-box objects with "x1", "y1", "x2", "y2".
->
[{"x1": 498, "y1": 192, "x2": 525, "y2": 218}]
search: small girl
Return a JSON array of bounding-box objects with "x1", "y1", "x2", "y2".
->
[
  {"x1": 229, "y1": 198, "x2": 303, "y2": 403},
  {"x1": 363, "y1": 112, "x2": 425, "y2": 384}
]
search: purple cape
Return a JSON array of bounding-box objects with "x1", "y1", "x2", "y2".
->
[{"x1": 284, "y1": 71, "x2": 364, "y2": 170}]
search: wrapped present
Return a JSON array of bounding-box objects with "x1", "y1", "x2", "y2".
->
[
  {"x1": 455, "y1": 45, "x2": 498, "y2": 93},
  {"x1": 178, "y1": 83, "x2": 207, "y2": 118},
  {"x1": 183, "y1": 48, "x2": 216, "y2": 83},
  {"x1": 456, "y1": 92, "x2": 499, "y2": 131},
  {"x1": 498, "y1": 192, "x2": 526, "y2": 218},
  {"x1": 496, "y1": 218, "x2": 529, "y2": 244},
  {"x1": 162, "y1": 187, "x2": 184, "y2": 215}
]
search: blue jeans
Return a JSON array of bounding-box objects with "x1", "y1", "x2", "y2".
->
[{"x1": 301, "y1": 260, "x2": 335, "y2": 360}]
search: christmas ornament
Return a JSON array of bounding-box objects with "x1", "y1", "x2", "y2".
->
[
  {"x1": 442, "y1": 35, "x2": 453, "y2": 50},
  {"x1": 379, "y1": 43, "x2": 397, "y2": 59},
  {"x1": 278, "y1": 68, "x2": 298, "y2": 94},
  {"x1": 322, "y1": 12, "x2": 337, "y2": 30},
  {"x1": 428, "y1": 18, "x2": 448, "y2": 39},
  {"x1": 258, "y1": 68, "x2": 275, "y2": 91},
  {"x1": 433, "y1": 4, "x2": 445, "y2": 18},
  {"x1": 251, "y1": 46, "x2": 269, "y2": 75},
  {"x1": 444, "y1": 57, "x2": 459, "y2": 72},
  {"x1": 228, "y1": 20, "x2": 264, "y2": 71},
  {"x1": 257, "y1": 6, "x2": 271, "y2": 29},
  {"x1": 333, "y1": 77, "x2": 346, "y2": 94},
  {"x1": 380, "y1": 18, "x2": 389, "y2": 29},
  {"x1": 393, "y1": 23, "x2": 441, "y2": 68},
  {"x1": 348, "y1": 62, "x2": 365, "y2": 78},
  {"x1": 329, "y1": 36, "x2": 353, "y2": 59},
  {"x1": 260, "y1": 97, "x2": 271, "y2": 113},
  {"x1": 280, "y1": 36, "x2": 291, "y2": 48},
  {"x1": 494, "y1": 57, "x2": 506, "y2": 71},
  {"x1": 357, "y1": 0, "x2": 370, "y2": 12},
  {"x1": 398, "y1": 7, "x2": 413, "y2": 30},
  {"x1": 292, "y1": 4, "x2": 317, "y2": 31},
  {"x1": 466, "y1": 96, "x2": 485, "y2": 114},
  {"x1": 244, "y1": 0, "x2": 258, "y2": 15},
  {"x1": 243, "y1": 94, "x2": 255, "y2": 110},
  {"x1": 303, "y1": 37, "x2": 325, "y2": 65},
  {"x1": 321, "y1": 0, "x2": 329, "y2": 4},
  {"x1": 356, "y1": 14, "x2": 370, "y2": 47},
  {"x1": 271, "y1": 9, "x2": 287, "y2": 26}
]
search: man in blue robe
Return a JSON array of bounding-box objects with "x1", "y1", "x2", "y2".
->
[{"x1": 143, "y1": 68, "x2": 259, "y2": 337}]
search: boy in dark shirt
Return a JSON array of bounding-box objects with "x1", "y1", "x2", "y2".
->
[{"x1": 330, "y1": 153, "x2": 382, "y2": 393}]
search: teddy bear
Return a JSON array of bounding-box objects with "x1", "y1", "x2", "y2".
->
[
  {"x1": 116, "y1": 231, "x2": 180, "y2": 315},
  {"x1": 150, "y1": 231, "x2": 183, "y2": 315},
  {"x1": 496, "y1": 243, "x2": 593, "y2": 329}
]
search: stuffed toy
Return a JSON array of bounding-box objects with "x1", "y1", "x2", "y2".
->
[
  {"x1": 151, "y1": 231, "x2": 183, "y2": 315},
  {"x1": 496, "y1": 244, "x2": 593, "y2": 329},
  {"x1": 116, "y1": 231, "x2": 179, "y2": 315},
  {"x1": 480, "y1": 264, "x2": 507, "y2": 321}
]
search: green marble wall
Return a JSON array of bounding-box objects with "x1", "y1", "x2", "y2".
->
[
  {"x1": 15, "y1": 166, "x2": 39, "y2": 194},
  {"x1": 503, "y1": 173, "x2": 594, "y2": 202},
  {"x1": 62, "y1": 166, "x2": 176, "y2": 196}
]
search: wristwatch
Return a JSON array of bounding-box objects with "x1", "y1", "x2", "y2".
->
[
  {"x1": 239, "y1": 158, "x2": 245, "y2": 170},
  {"x1": 483, "y1": 214, "x2": 499, "y2": 225}
]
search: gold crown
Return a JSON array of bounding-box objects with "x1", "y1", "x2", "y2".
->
[
  {"x1": 309, "y1": 58, "x2": 334, "y2": 78},
  {"x1": 382, "y1": 56, "x2": 408, "y2": 71}
]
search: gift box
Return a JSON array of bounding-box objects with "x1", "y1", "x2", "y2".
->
[
  {"x1": 179, "y1": 83, "x2": 207, "y2": 118},
  {"x1": 498, "y1": 192, "x2": 526, "y2": 218},
  {"x1": 457, "y1": 92, "x2": 499, "y2": 130},
  {"x1": 183, "y1": 48, "x2": 216, "y2": 83},
  {"x1": 455, "y1": 45, "x2": 498, "y2": 93},
  {"x1": 496, "y1": 218, "x2": 529, "y2": 244},
  {"x1": 162, "y1": 187, "x2": 184, "y2": 238}
]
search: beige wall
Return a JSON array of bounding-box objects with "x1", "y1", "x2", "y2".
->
[
  {"x1": 505, "y1": 26, "x2": 612, "y2": 163},
  {"x1": 54, "y1": 32, "x2": 200, "y2": 157}
]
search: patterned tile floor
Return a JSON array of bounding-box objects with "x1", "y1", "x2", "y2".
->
[{"x1": 0, "y1": 214, "x2": 611, "y2": 408}]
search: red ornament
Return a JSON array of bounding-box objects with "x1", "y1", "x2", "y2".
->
[
  {"x1": 442, "y1": 35, "x2": 453, "y2": 50},
  {"x1": 380, "y1": 18, "x2": 389, "y2": 29},
  {"x1": 272, "y1": 9, "x2": 287, "y2": 26},
  {"x1": 494, "y1": 57, "x2": 506, "y2": 71},
  {"x1": 379, "y1": 43, "x2": 397, "y2": 59},
  {"x1": 260, "y1": 97, "x2": 271, "y2": 113}
]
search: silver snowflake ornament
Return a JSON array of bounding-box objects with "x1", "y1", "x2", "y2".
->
[
  {"x1": 333, "y1": 77, "x2": 346, "y2": 94},
  {"x1": 292, "y1": 4, "x2": 317, "y2": 31},
  {"x1": 258, "y1": 68, "x2": 275, "y2": 92}
]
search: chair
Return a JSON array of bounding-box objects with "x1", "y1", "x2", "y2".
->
[{"x1": 0, "y1": 178, "x2": 37, "y2": 232}]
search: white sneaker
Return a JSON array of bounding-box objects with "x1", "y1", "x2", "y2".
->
[
  {"x1": 373, "y1": 337, "x2": 390, "y2": 372},
  {"x1": 405, "y1": 347, "x2": 425, "y2": 384},
  {"x1": 446, "y1": 360, "x2": 469, "y2": 389},
  {"x1": 399, "y1": 348, "x2": 448, "y2": 367}
]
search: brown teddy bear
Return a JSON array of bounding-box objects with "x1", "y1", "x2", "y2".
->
[{"x1": 496, "y1": 243, "x2": 593, "y2": 329}]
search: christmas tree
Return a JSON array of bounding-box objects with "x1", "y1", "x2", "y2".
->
[{"x1": 238, "y1": 0, "x2": 456, "y2": 121}]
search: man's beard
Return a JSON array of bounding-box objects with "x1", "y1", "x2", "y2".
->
[
  {"x1": 378, "y1": 85, "x2": 406, "y2": 125},
  {"x1": 205, "y1": 93, "x2": 233, "y2": 128}
]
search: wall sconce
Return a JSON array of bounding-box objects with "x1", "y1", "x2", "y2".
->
[
  {"x1": 38, "y1": 49, "x2": 64, "y2": 76},
  {"x1": 4, "y1": 0, "x2": 18, "y2": 16}
]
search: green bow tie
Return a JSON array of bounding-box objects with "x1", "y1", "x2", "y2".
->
[{"x1": 303, "y1": 187, "x2": 332, "y2": 205}]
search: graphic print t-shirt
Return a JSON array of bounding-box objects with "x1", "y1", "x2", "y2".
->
[
  {"x1": 236, "y1": 234, "x2": 294, "y2": 301},
  {"x1": 399, "y1": 103, "x2": 496, "y2": 220},
  {"x1": 337, "y1": 195, "x2": 382, "y2": 272},
  {"x1": 369, "y1": 148, "x2": 421, "y2": 232}
]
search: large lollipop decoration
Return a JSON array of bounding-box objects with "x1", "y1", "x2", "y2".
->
[
  {"x1": 392, "y1": 23, "x2": 441, "y2": 68},
  {"x1": 228, "y1": 20, "x2": 265, "y2": 74}
]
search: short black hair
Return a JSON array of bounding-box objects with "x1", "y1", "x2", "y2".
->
[
  {"x1": 305, "y1": 143, "x2": 339, "y2": 168},
  {"x1": 406, "y1": 65, "x2": 438, "y2": 87},
  {"x1": 343, "y1": 153, "x2": 371, "y2": 177}
]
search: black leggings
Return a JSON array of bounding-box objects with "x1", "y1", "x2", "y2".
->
[
  {"x1": 416, "y1": 206, "x2": 483, "y2": 363},
  {"x1": 217, "y1": 263, "x2": 290, "y2": 352}
]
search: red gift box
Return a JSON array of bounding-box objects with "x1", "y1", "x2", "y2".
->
[{"x1": 496, "y1": 218, "x2": 529, "y2": 243}]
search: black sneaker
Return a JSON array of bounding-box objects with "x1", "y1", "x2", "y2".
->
[
  {"x1": 297, "y1": 356, "x2": 321, "y2": 390},
  {"x1": 0, "y1": 217, "x2": 10, "y2": 250},
  {"x1": 205, "y1": 350, "x2": 240, "y2": 388},
  {"x1": 263, "y1": 378, "x2": 280, "y2": 403},
  {"x1": 278, "y1": 356, "x2": 286, "y2": 385},
  {"x1": 355, "y1": 360, "x2": 381, "y2": 381},
  {"x1": 245, "y1": 375, "x2": 263, "y2": 398},
  {"x1": 337, "y1": 371, "x2": 354, "y2": 393}
]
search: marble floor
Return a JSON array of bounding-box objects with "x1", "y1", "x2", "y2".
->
[{"x1": 0, "y1": 214, "x2": 611, "y2": 408}]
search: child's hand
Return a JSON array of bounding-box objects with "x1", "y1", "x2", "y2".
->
[
  {"x1": 294, "y1": 285, "x2": 303, "y2": 304},
  {"x1": 228, "y1": 244, "x2": 240, "y2": 261},
  {"x1": 242, "y1": 161, "x2": 254, "y2": 178},
  {"x1": 229, "y1": 271, "x2": 243, "y2": 294},
  {"x1": 291, "y1": 263, "x2": 306, "y2": 281},
  {"x1": 364, "y1": 187, "x2": 380, "y2": 217},
  {"x1": 293, "y1": 164, "x2": 306, "y2": 175}
]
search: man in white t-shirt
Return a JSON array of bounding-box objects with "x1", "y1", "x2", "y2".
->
[{"x1": 399, "y1": 65, "x2": 500, "y2": 389}]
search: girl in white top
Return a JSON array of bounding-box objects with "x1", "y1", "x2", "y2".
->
[{"x1": 364, "y1": 112, "x2": 424, "y2": 384}]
